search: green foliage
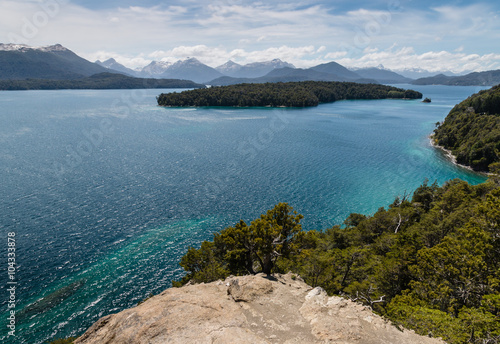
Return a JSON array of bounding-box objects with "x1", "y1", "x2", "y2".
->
[
  {"x1": 0, "y1": 73, "x2": 204, "y2": 90},
  {"x1": 174, "y1": 203, "x2": 303, "y2": 286},
  {"x1": 434, "y1": 84, "x2": 500, "y2": 171},
  {"x1": 176, "y1": 179, "x2": 500, "y2": 342},
  {"x1": 387, "y1": 295, "x2": 466, "y2": 342},
  {"x1": 157, "y1": 81, "x2": 422, "y2": 107},
  {"x1": 172, "y1": 241, "x2": 229, "y2": 287},
  {"x1": 295, "y1": 179, "x2": 500, "y2": 343}
]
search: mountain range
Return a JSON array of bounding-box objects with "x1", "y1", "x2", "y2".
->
[
  {"x1": 410, "y1": 70, "x2": 500, "y2": 86},
  {"x1": 97, "y1": 57, "x2": 297, "y2": 83},
  {"x1": 2, "y1": 43, "x2": 500, "y2": 87},
  {"x1": 99, "y1": 57, "x2": 412, "y2": 85}
]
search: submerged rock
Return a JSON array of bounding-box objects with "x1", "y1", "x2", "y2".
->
[
  {"x1": 20, "y1": 279, "x2": 86, "y2": 319},
  {"x1": 75, "y1": 273, "x2": 443, "y2": 344}
]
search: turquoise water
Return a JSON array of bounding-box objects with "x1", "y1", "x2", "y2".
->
[{"x1": 0, "y1": 85, "x2": 488, "y2": 343}]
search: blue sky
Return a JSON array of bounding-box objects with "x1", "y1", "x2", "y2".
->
[{"x1": 1, "y1": 0, "x2": 500, "y2": 73}]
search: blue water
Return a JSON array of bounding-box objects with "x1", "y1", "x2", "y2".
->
[{"x1": 0, "y1": 85, "x2": 488, "y2": 343}]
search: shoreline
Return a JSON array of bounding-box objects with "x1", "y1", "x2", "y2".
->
[{"x1": 428, "y1": 134, "x2": 490, "y2": 176}]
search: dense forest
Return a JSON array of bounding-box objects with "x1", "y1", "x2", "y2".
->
[
  {"x1": 157, "y1": 81, "x2": 422, "y2": 107},
  {"x1": 173, "y1": 179, "x2": 500, "y2": 343},
  {"x1": 0, "y1": 73, "x2": 204, "y2": 90},
  {"x1": 434, "y1": 85, "x2": 500, "y2": 171}
]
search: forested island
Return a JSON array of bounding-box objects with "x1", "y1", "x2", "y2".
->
[
  {"x1": 157, "y1": 81, "x2": 422, "y2": 107},
  {"x1": 434, "y1": 84, "x2": 500, "y2": 171},
  {"x1": 174, "y1": 179, "x2": 500, "y2": 344},
  {"x1": 0, "y1": 72, "x2": 205, "y2": 91}
]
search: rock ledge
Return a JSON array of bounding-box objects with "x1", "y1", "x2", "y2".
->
[{"x1": 75, "y1": 273, "x2": 443, "y2": 344}]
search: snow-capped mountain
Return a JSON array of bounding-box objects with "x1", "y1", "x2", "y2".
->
[
  {"x1": 215, "y1": 60, "x2": 243, "y2": 75},
  {"x1": 37, "y1": 44, "x2": 70, "y2": 52},
  {"x1": 0, "y1": 43, "x2": 109, "y2": 79},
  {"x1": 157, "y1": 57, "x2": 224, "y2": 83},
  {"x1": 0, "y1": 43, "x2": 70, "y2": 53},
  {"x1": 216, "y1": 59, "x2": 295, "y2": 78},
  {"x1": 4, "y1": 42, "x2": 481, "y2": 86},
  {"x1": 0, "y1": 43, "x2": 31, "y2": 51},
  {"x1": 140, "y1": 61, "x2": 173, "y2": 77}
]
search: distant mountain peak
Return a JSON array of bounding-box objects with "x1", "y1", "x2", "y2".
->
[
  {"x1": 94, "y1": 58, "x2": 134, "y2": 75},
  {"x1": 180, "y1": 57, "x2": 203, "y2": 64},
  {"x1": 0, "y1": 43, "x2": 109, "y2": 80},
  {"x1": 0, "y1": 43, "x2": 31, "y2": 51},
  {"x1": 141, "y1": 60, "x2": 172, "y2": 75},
  {"x1": 347, "y1": 66, "x2": 413, "y2": 83},
  {"x1": 149, "y1": 60, "x2": 172, "y2": 67},
  {"x1": 245, "y1": 59, "x2": 295, "y2": 69},
  {"x1": 217, "y1": 60, "x2": 241, "y2": 68},
  {"x1": 216, "y1": 60, "x2": 243, "y2": 74},
  {"x1": 0, "y1": 43, "x2": 69, "y2": 53},
  {"x1": 215, "y1": 59, "x2": 295, "y2": 78},
  {"x1": 38, "y1": 44, "x2": 69, "y2": 52}
]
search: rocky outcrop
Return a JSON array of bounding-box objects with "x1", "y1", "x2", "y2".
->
[{"x1": 75, "y1": 273, "x2": 444, "y2": 344}]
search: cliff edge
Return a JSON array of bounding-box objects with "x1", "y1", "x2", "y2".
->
[{"x1": 75, "y1": 273, "x2": 444, "y2": 344}]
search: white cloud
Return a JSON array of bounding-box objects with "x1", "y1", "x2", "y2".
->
[
  {"x1": 106, "y1": 44, "x2": 326, "y2": 69},
  {"x1": 324, "y1": 51, "x2": 348, "y2": 59},
  {"x1": 84, "y1": 42, "x2": 500, "y2": 74},
  {"x1": 1, "y1": 1, "x2": 499, "y2": 73},
  {"x1": 336, "y1": 46, "x2": 500, "y2": 74}
]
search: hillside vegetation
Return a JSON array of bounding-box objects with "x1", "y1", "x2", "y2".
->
[
  {"x1": 434, "y1": 84, "x2": 500, "y2": 171},
  {"x1": 157, "y1": 81, "x2": 422, "y2": 107},
  {"x1": 0, "y1": 73, "x2": 205, "y2": 90},
  {"x1": 174, "y1": 179, "x2": 500, "y2": 344}
]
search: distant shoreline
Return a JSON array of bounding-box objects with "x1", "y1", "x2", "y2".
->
[{"x1": 0, "y1": 73, "x2": 205, "y2": 91}]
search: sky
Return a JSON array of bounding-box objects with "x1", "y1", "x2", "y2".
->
[{"x1": 1, "y1": 0, "x2": 500, "y2": 73}]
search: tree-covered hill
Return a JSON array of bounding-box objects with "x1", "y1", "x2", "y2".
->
[
  {"x1": 433, "y1": 84, "x2": 500, "y2": 171},
  {"x1": 0, "y1": 73, "x2": 205, "y2": 90},
  {"x1": 413, "y1": 70, "x2": 500, "y2": 86},
  {"x1": 174, "y1": 178, "x2": 500, "y2": 344},
  {"x1": 157, "y1": 81, "x2": 422, "y2": 107}
]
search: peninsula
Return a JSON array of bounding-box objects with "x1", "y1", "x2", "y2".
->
[{"x1": 157, "y1": 81, "x2": 423, "y2": 107}]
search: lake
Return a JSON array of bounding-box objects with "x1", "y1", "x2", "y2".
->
[{"x1": 0, "y1": 85, "x2": 488, "y2": 343}]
